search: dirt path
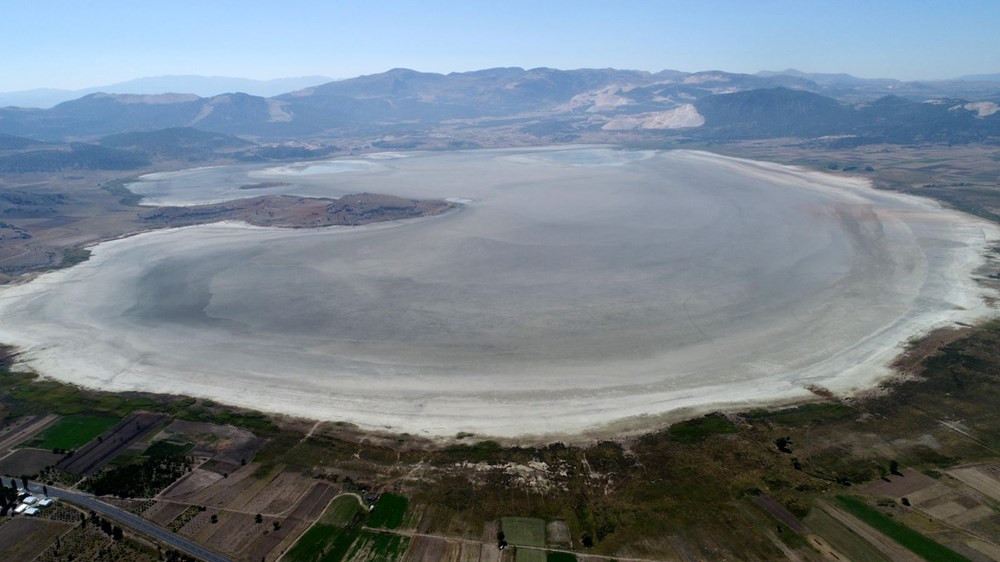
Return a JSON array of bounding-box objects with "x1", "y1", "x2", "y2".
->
[
  {"x1": 303, "y1": 421, "x2": 321, "y2": 441},
  {"x1": 937, "y1": 420, "x2": 1000, "y2": 456}
]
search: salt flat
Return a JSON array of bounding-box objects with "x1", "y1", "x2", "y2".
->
[{"x1": 0, "y1": 147, "x2": 995, "y2": 438}]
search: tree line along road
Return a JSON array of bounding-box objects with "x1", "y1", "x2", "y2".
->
[{"x1": 25, "y1": 481, "x2": 230, "y2": 562}]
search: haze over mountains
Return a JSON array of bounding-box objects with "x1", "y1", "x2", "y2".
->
[
  {"x1": 0, "y1": 67, "x2": 998, "y2": 163},
  {"x1": 0, "y1": 75, "x2": 336, "y2": 109}
]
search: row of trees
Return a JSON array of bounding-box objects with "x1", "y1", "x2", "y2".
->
[{"x1": 86, "y1": 510, "x2": 124, "y2": 541}]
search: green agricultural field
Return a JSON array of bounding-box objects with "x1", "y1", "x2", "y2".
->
[
  {"x1": 514, "y1": 548, "x2": 545, "y2": 562},
  {"x1": 282, "y1": 524, "x2": 360, "y2": 562},
  {"x1": 835, "y1": 496, "x2": 969, "y2": 562},
  {"x1": 514, "y1": 548, "x2": 546, "y2": 562},
  {"x1": 502, "y1": 517, "x2": 547, "y2": 548},
  {"x1": 345, "y1": 530, "x2": 410, "y2": 561},
  {"x1": 27, "y1": 414, "x2": 119, "y2": 450},
  {"x1": 144, "y1": 440, "x2": 193, "y2": 458},
  {"x1": 546, "y1": 552, "x2": 577, "y2": 562},
  {"x1": 320, "y1": 495, "x2": 366, "y2": 526},
  {"x1": 367, "y1": 493, "x2": 408, "y2": 529}
]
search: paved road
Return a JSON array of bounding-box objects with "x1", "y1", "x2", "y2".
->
[{"x1": 24, "y1": 481, "x2": 230, "y2": 562}]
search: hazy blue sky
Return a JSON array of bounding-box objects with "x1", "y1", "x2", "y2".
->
[{"x1": 4, "y1": 0, "x2": 999, "y2": 90}]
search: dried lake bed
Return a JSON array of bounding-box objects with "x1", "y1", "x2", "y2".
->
[{"x1": 0, "y1": 147, "x2": 996, "y2": 438}]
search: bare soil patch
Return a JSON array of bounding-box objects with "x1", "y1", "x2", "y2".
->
[
  {"x1": 240, "y1": 470, "x2": 313, "y2": 515},
  {"x1": 0, "y1": 447, "x2": 63, "y2": 477},
  {"x1": 245, "y1": 482, "x2": 336, "y2": 561},
  {"x1": 546, "y1": 519, "x2": 572, "y2": 547},
  {"x1": 203, "y1": 511, "x2": 273, "y2": 557},
  {"x1": 0, "y1": 517, "x2": 72, "y2": 561},
  {"x1": 752, "y1": 495, "x2": 807, "y2": 532},
  {"x1": 159, "y1": 466, "x2": 225, "y2": 500},
  {"x1": 404, "y1": 535, "x2": 447, "y2": 561},
  {"x1": 162, "y1": 460, "x2": 261, "y2": 507},
  {"x1": 864, "y1": 468, "x2": 937, "y2": 498},
  {"x1": 142, "y1": 500, "x2": 190, "y2": 526},
  {"x1": 458, "y1": 542, "x2": 483, "y2": 562},
  {"x1": 948, "y1": 464, "x2": 1000, "y2": 502}
]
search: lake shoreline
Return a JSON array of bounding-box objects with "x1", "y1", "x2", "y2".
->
[{"x1": 0, "y1": 147, "x2": 996, "y2": 440}]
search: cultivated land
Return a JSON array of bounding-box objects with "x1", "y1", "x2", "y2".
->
[
  {"x1": 0, "y1": 147, "x2": 996, "y2": 438},
  {"x1": 29, "y1": 414, "x2": 120, "y2": 450},
  {"x1": 0, "y1": 312, "x2": 998, "y2": 560}
]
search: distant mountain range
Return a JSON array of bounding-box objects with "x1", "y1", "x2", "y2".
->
[
  {"x1": 959, "y1": 73, "x2": 1000, "y2": 82},
  {"x1": 0, "y1": 67, "x2": 997, "y2": 146},
  {"x1": 0, "y1": 75, "x2": 336, "y2": 109},
  {"x1": 0, "y1": 133, "x2": 151, "y2": 173},
  {"x1": 0, "y1": 126, "x2": 352, "y2": 173}
]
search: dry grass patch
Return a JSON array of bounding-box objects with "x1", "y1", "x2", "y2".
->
[
  {"x1": 0, "y1": 447, "x2": 63, "y2": 477},
  {"x1": 948, "y1": 464, "x2": 1000, "y2": 502},
  {"x1": 0, "y1": 518, "x2": 73, "y2": 562}
]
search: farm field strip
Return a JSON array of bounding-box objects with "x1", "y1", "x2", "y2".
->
[
  {"x1": 282, "y1": 524, "x2": 361, "y2": 562},
  {"x1": 146, "y1": 495, "x2": 319, "y2": 519},
  {"x1": 201, "y1": 511, "x2": 269, "y2": 555},
  {"x1": 56, "y1": 412, "x2": 167, "y2": 475},
  {"x1": 31, "y1": 414, "x2": 120, "y2": 451},
  {"x1": 514, "y1": 549, "x2": 546, "y2": 562},
  {"x1": 251, "y1": 482, "x2": 337, "y2": 560},
  {"x1": 0, "y1": 518, "x2": 74, "y2": 561},
  {"x1": 141, "y1": 500, "x2": 190, "y2": 526},
  {"x1": 501, "y1": 517, "x2": 546, "y2": 547},
  {"x1": 223, "y1": 465, "x2": 284, "y2": 511},
  {"x1": 162, "y1": 460, "x2": 261, "y2": 506},
  {"x1": 343, "y1": 529, "x2": 411, "y2": 561},
  {"x1": 366, "y1": 492, "x2": 408, "y2": 529},
  {"x1": 0, "y1": 413, "x2": 58, "y2": 451},
  {"x1": 242, "y1": 470, "x2": 314, "y2": 515},
  {"x1": 834, "y1": 495, "x2": 972, "y2": 561},
  {"x1": 818, "y1": 502, "x2": 923, "y2": 562},
  {"x1": 947, "y1": 465, "x2": 1000, "y2": 502},
  {"x1": 804, "y1": 506, "x2": 890, "y2": 562}
]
